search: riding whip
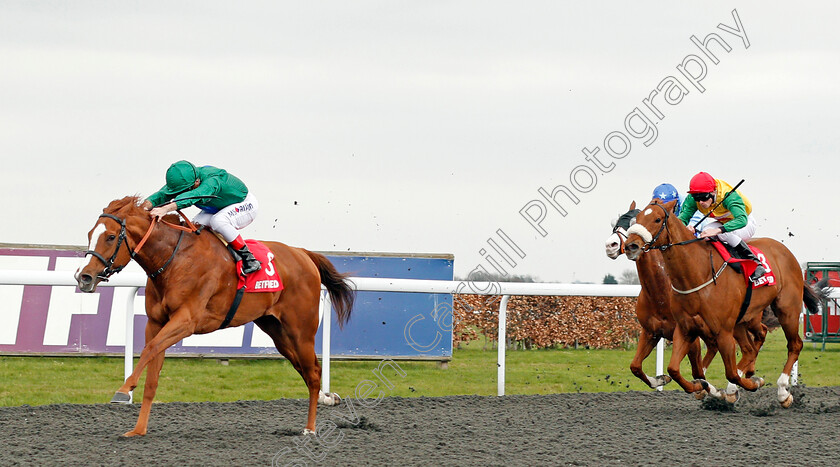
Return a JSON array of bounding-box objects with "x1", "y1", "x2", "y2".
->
[{"x1": 691, "y1": 178, "x2": 745, "y2": 229}]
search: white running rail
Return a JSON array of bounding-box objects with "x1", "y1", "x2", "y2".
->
[{"x1": 7, "y1": 271, "x2": 820, "y2": 397}]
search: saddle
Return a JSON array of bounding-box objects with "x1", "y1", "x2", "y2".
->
[
  {"x1": 225, "y1": 240, "x2": 284, "y2": 292},
  {"x1": 204, "y1": 231, "x2": 283, "y2": 330},
  {"x1": 709, "y1": 240, "x2": 775, "y2": 288}
]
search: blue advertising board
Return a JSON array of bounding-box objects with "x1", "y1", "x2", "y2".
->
[{"x1": 320, "y1": 253, "x2": 454, "y2": 359}]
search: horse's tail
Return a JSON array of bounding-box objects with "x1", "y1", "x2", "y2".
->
[
  {"x1": 305, "y1": 250, "x2": 355, "y2": 328},
  {"x1": 803, "y1": 277, "x2": 830, "y2": 315}
]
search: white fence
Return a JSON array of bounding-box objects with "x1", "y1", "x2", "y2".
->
[
  {"x1": 0, "y1": 270, "x2": 642, "y2": 398},
  {"x1": 4, "y1": 270, "x2": 824, "y2": 399}
]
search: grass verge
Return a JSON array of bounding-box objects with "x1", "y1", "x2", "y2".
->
[{"x1": 1, "y1": 329, "x2": 838, "y2": 406}]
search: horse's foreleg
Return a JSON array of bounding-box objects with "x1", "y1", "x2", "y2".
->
[
  {"x1": 667, "y1": 328, "x2": 703, "y2": 394},
  {"x1": 714, "y1": 330, "x2": 764, "y2": 395},
  {"x1": 700, "y1": 339, "x2": 717, "y2": 375},
  {"x1": 735, "y1": 321, "x2": 766, "y2": 378},
  {"x1": 117, "y1": 317, "x2": 192, "y2": 395},
  {"x1": 686, "y1": 337, "x2": 705, "y2": 380},
  {"x1": 630, "y1": 330, "x2": 670, "y2": 388},
  {"x1": 115, "y1": 315, "x2": 194, "y2": 437},
  {"x1": 733, "y1": 325, "x2": 755, "y2": 377},
  {"x1": 125, "y1": 345, "x2": 166, "y2": 437}
]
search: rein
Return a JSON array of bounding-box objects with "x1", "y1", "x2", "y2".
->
[
  {"x1": 641, "y1": 203, "x2": 705, "y2": 252},
  {"x1": 640, "y1": 202, "x2": 726, "y2": 295},
  {"x1": 86, "y1": 210, "x2": 199, "y2": 281}
]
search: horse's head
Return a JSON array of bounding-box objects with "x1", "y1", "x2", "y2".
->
[
  {"x1": 75, "y1": 197, "x2": 148, "y2": 292},
  {"x1": 624, "y1": 199, "x2": 678, "y2": 261},
  {"x1": 605, "y1": 201, "x2": 640, "y2": 259}
]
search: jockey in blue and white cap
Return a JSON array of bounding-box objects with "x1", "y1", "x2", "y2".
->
[
  {"x1": 652, "y1": 182, "x2": 708, "y2": 230},
  {"x1": 652, "y1": 183, "x2": 681, "y2": 214}
]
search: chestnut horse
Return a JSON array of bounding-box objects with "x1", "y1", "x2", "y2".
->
[
  {"x1": 75, "y1": 196, "x2": 355, "y2": 436},
  {"x1": 624, "y1": 200, "x2": 822, "y2": 406},
  {"x1": 606, "y1": 201, "x2": 708, "y2": 391},
  {"x1": 606, "y1": 201, "x2": 769, "y2": 400}
]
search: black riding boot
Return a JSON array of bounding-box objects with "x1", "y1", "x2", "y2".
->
[
  {"x1": 236, "y1": 244, "x2": 262, "y2": 275},
  {"x1": 733, "y1": 240, "x2": 765, "y2": 281}
]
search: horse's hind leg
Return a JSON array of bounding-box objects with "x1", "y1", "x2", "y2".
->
[
  {"x1": 255, "y1": 315, "x2": 322, "y2": 434},
  {"x1": 630, "y1": 329, "x2": 670, "y2": 388},
  {"x1": 771, "y1": 295, "x2": 805, "y2": 408}
]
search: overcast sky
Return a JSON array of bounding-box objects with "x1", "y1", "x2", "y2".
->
[{"x1": 1, "y1": 1, "x2": 838, "y2": 283}]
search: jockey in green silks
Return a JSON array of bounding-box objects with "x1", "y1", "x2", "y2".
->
[
  {"x1": 677, "y1": 172, "x2": 765, "y2": 281},
  {"x1": 144, "y1": 160, "x2": 262, "y2": 275}
]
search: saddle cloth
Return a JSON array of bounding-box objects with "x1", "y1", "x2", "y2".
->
[
  {"x1": 235, "y1": 240, "x2": 284, "y2": 293},
  {"x1": 710, "y1": 241, "x2": 776, "y2": 288}
]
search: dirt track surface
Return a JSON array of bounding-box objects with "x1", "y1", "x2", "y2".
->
[{"x1": 1, "y1": 386, "x2": 838, "y2": 466}]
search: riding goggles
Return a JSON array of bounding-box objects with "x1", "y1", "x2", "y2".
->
[{"x1": 691, "y1": 192, "x2": 714, "y2": 202}]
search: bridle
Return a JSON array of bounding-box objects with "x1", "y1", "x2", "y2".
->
[
  {"x1": 640, "y1": 202, "x2": 704, "y2": 252},
  {"x1": 611, "y1": 209, "x2": 640, "y2": 255},
  {"x1": 85, "y1": 211, "x2": 198, "y2": 281},
  {"x1": 85, "y1": 213, "x2": 133, "y2": 280},
  {"x1": 636, "y1": 202, "x2": 728, "y2": 295}
]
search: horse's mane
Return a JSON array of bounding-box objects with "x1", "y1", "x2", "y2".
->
[{"x1": 104, "y1": 196, "x2": 146, "y2": 217}]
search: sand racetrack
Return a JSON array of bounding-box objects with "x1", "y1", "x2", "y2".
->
[{"x1": 1, "y1": 386, "x2": 838, "y2": 466}]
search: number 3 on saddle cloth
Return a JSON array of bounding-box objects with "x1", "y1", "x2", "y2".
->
[
  {"x1": 220, "y1": 240, "x2": 284, "y2": 330},
  {"x1": 233, "y1": 240, "x2": 284, "y2": 292},
  {"x1": 709, "y1": 241, "x2": 776, "y2": 288}
]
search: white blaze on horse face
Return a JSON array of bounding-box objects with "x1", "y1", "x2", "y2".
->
[
  {"x1": 605, "y1": 231, "x2": 623, "y2": 259},
  {"x1": 76, "y1": 222, "x2": 107, "y2": 276},
  {"x1": 626, "y1": 223, "x2": 653, "y2": 244},
  {"x1": 644, "y1": 208, "x2": 653, "y2": 216}
]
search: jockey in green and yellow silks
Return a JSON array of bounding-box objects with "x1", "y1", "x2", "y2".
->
[{"x1": 677, "y1": 172, "x2": 765, "y2": 281}]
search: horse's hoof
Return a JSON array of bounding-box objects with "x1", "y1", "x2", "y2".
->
[
  {"x1": 751, "y1": 376, "x2": 765, "y2": 390},
  {"x1": 693, "y1": 390, "x2": 708, "y2": 400},
  {"x1": 724, "y1": 390, "x2": 740, "y2": 404},
  {"x1": 110, "y1": 392, "x2": 132, "y2": 404},
  {"x1": 780, "y1": 394, "x2": 794, "y2": 408},
  {"x1": 694, "y1": 379, "x2": 710, "y2": 392},
  {"x1": 302, "y1": 428, "x2": 316, "y2": 436},
  {"x1": 120, "y1": 430, "x2": 144, "y2": 438},
  {"x1": 318, "y1": 391, "x2": 341, "y2": 406},
  {"x1": 655, "y1": 375, "x2": 672, "y2": 387}
]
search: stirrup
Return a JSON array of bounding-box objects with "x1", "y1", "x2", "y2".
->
[{"x1": 241, "y1": 259, "x2": 262, "y2": 275}]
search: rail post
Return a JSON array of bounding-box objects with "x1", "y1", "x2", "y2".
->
[
  {"x1": 497, "y1": 295, "x2": 510, "y2": 396},
  {"x1": 124, "y1": 286, "x2": 139, "y2": 403}
]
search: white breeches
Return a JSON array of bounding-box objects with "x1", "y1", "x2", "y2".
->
[
  {"x1": 193, "y1": 192, "x2": 259, "y2": 242},
  {"x1": 706, "y1": 214, "x2": 757, "y2": 247}
]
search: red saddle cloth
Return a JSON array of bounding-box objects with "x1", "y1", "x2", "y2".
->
[
  {"x1": 236, "y1": 240, "x2": 284, "y2": 293},
  {"x1": 710, "y1": 241, "x2": 776, "y2": 288}
]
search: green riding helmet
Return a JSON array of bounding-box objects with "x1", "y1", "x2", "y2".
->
[{"x1": 165, "y1": 160, "x2": 198, "y2": 193}]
